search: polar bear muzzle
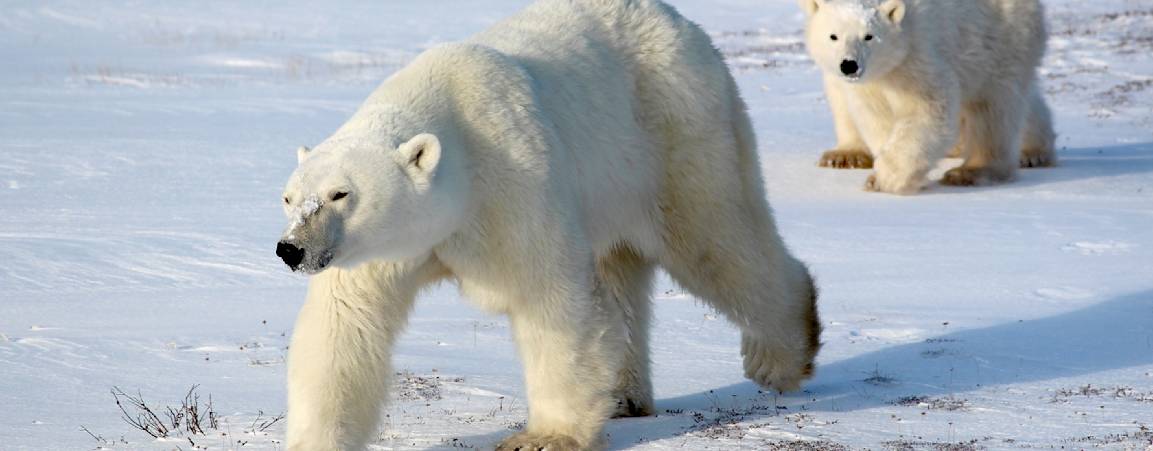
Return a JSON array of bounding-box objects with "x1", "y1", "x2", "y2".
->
[
  {"x1": 276, "y1": 241, "x2": 305, "y2": 269},
  {"x1": 275, "y1": 238, "x2": 334, "y2": 273}
]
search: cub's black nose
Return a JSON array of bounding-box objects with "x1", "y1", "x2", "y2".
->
[
  {"x1": 277, "y1": 241, "x2": 305, "y2": 269},
  {"x1": 840, "y1": 59, "x2": 860, "y2": 76}
]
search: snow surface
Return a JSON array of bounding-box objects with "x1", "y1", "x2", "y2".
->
[{"x1": 1, "y1": 0, "x2": 1151, "y2": 449}]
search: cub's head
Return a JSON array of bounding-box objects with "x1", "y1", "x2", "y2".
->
[
  {"x1": 277, "y1": 133, "x2": 466, "y2": 274},
  {"x1": 800, "y1": 0, "x2": 908, "y2": 83}
]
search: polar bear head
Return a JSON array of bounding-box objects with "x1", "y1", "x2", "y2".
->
[
  {"x1": 800, "y1": 0, "x2": 909, "y2": 83},
  {"x1": 277, "y1": 131, "x2": 469, "y2": 274}
]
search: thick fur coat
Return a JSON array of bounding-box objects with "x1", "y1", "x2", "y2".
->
[
  {"x1": 277, "y1": 0, "x2": 820, "y2": 449},
  {"x1": 802, "y1": 0, "x2": 1056, "y2": 194}
]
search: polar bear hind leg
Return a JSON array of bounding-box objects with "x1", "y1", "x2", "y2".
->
[
  {"x1": 596, "y1": 245, "x2": 656, "y2": 417},
  {"x1": 1020, "y1": 82, "x2": 1057, "y2": 168},
  {"x1": 943, "y1": 80, "x2": 1028, "y2": 186},
  {"x1": 655, "y1": 84, "x2": 821, "y2": 392}
]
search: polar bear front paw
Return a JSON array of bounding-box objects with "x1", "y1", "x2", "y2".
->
[
  {"x1": 863, "y1": 172, "x2": 922, "y2": 195},
  {"x1": 819, "y1": 149, "x2": 874, "y2": 169},
  {"x1": 496, "y1": 432, "x2": 583, "y2": 451}
]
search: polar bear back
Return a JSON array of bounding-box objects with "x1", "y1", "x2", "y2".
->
[
  {"x1": 903, "y1": 0, "x2": 1047, "y2": 91},
  {"x1": 461, "y1": 0, "x2": 738, "y2": 256}
]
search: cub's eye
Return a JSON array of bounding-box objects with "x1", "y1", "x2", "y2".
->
[
  {"x1": 830, "y1": 34, "x2": 838, "y2": 41},
  {"x1": 283, "y1": 196, "x2": 290, "y2": 205},
  {"x1": 865, "y1": 34, "x2": 874, "y2": 41},
  {"x1": 330, "y1": 191, "x2": 349, "y2": 202}
]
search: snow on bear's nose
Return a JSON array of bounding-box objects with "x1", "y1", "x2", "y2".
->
[{"x1": 840, "y1": 59, "x2": 860, "y2": 76}]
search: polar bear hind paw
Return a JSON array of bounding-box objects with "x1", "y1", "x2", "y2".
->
[
  {"x1": 612, "y1": 395, "x2": 654, "y2": 418},
  {"x1": 941, "y1": 167, "x2": 1013, "y2": 187},
  {"x1": 741, "y1": 334, "x2": 813, "y2": 393},
  {"x1": 1020, "y1": 147, "x2": 1056, "y2": 168},
  {"x1": 819, "y1": 148, "x2": 874, "y2": 169},
  {"x1": 496, "y1": 432, "x2": 584, "y2": 451}
]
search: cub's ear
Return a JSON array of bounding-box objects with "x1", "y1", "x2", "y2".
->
[
  {"x1": 395, "y1": 133, "x2": 442, "y2": 185},
  {"x1": 296, "y1": 146, "x2": 311, "y2": 164},
  {"x1": 880, "y1": 0, "x2": 906, "y2": 24},
  {"x1": 799, "y1": 0, "x2": 822, "y2": 17}
]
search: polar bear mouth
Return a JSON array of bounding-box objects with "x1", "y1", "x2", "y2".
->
[
  {"x1": 295, "y1": 250, "x2": 335, "y2": 275},
  {"x1": 316, "y1": 251, "x2": 334, "y2": 270},
  {"x1": 281, "y1": 246, "x2": 336, "y2": 275}
]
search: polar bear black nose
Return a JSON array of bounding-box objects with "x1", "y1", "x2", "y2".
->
[
  {"x1": 840, "y1": 59, "x2": 860, "y2": 76},
  {"x1": 277, "y1": 241, "x2": 305, "y2": 269}
]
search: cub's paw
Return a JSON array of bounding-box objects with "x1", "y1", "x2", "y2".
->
[
  {"x1": 819, "y1": 149, "x2": 874, "y2": 169},
  {"x1": 1020, "y1": 147, "x2": 1056, "y2": 168},
  {"x1": 864, "y1": 172, "x2": 922, "y2": 195},
  {"x1": 941, "y1": 167, "x2": 1013, "y2": 186},
  {"x1": 941, "y1": 167, "x2": 980, "y2": 186},
  {"x1": 496, "y1": 432, "x2": 583, "y2": 451}
]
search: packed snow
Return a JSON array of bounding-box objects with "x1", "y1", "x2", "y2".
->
[{"x1": 1, "y1": 0, "x2": 1151, "y2": 449}]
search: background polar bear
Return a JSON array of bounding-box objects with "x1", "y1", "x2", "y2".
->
[
  {"x1": 274, "y1": 0, "x2": 821, "y2": 449},
  {"x1": 801, "y1": 0, "x2": 1057, "y2": 194}
]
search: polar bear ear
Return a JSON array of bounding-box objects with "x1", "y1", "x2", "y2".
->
[
  {"x1": 799, "y1": 0, "x2": 822, "y2": 17},
  {"x1": 395, "y1": 133, "x2": 442, "y2": 185},
  {"x1": 880, "y1": 0, "x2": 906, "y2": 24},
  {"x1": 296, "y1": 146, "x2": 311, "y2": 164}
]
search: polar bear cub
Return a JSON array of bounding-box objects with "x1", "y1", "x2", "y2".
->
[
  {"x1": 801, "y1": 0, "x2": 1057, "y2": 194},
  {"x1": 275, "y1": 0, "x2": 821, "y2": 449}
]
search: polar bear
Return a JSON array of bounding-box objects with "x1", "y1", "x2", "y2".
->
[
  {"x1": 275, "y1": 0, "x2": 821, "y2": 449},
  {"x1": 800, "y1": 0, "x2": 1057, "y2": 194}
]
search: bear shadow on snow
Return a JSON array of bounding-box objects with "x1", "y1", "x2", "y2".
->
[
  {"x1": 907, "y1": 142, "x2": 1153, "y2": 196},
  {"x1": 596, "y1": 289, "x2": 1152, "y2": 447},
  {"x1": 450, "y1": 289, "x2": 1152, "y2": 449},
  {"x1": 1010, "y1": 142, "x2": 1153, "y2": 189}
]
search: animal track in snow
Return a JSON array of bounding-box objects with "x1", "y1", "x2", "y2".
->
[
  {"x1": 1062, "y1": 240, "x2": 1134, "y2": 255},
  {"x1": 1033, "y1": 286, "x2": 1095, "y2": 301}
]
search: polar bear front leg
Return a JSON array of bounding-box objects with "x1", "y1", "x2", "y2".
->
[
  {"x1": 819, "y1": 76, "x2": 874, "y2": 169},
  {"x1": 286, "y1": 261, "x2": 436, "y2": 451},
  {"x1": 497, "y1": 282, "x2": 622, "y2": 451},
  {"x1": 866, "y1": 78, "x2": 960, "y2": 195}
]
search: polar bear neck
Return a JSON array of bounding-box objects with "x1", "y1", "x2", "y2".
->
[{"x1": 328, "y1": 103, "x2": 438, "y2": 152}]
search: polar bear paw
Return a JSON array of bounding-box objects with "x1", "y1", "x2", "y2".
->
[
  {"x1": 941, "y1": 167, "x2": 1013, "y2": 186},
  {"x1": 612, "y1": 393, "x2": 654, "y2": 418},
  {"x1": 864, "y1": 172, "x2": 922, "y2": 195},
  {"x1": 741, "y1": 334, "x2": 812, "y2": 393},
  {"x1": 496, "y1": 432, "x2": 583, "y2": 451},
  {"x1": 819, "y1": 149, "x2": 874, "y2": 169},
  {"x1": 1020, "y1": 147, "x2": 1056, "y2": 168}
]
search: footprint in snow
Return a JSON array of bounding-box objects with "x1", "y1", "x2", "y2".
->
[
  {"x1": 1061, "y1": 240, "x2": 1134, "y2": 255},
  {"x1": 1033, "y1": 286, "x2": 1095, "y2": 302}
]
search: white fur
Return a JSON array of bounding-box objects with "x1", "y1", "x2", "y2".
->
[
  {"x1": 801, "y1": 0, "x2": 1057, "y2": 194},
  {"x1": 279, "y1": 0, "x2": 821, "y2": 449}
]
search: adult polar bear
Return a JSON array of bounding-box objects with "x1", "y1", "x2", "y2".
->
[
  {"x1": 275, "y1": 0, "x2": 820, "y2": 449},
  {"x1": 802, "y1": 0, "x2": 1057, "y2": 194}
]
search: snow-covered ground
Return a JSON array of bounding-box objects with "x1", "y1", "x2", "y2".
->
[{"x1": 2, "y1": 0, "x2": 1151, "y2": 449}]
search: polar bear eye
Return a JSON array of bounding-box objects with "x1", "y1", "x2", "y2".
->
[
  {"x1": 830, "y1": 34, "x2": 838, "y2": 41},
  {"x1": 865, "y1": 34, "x2": 874, "y2": 41},
  {"x1": 330, "y1": 191, "x2": 349, "y2": 202},
  {"x1": 283, "y1": 196, "x2": 290, "y2": 205}
]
